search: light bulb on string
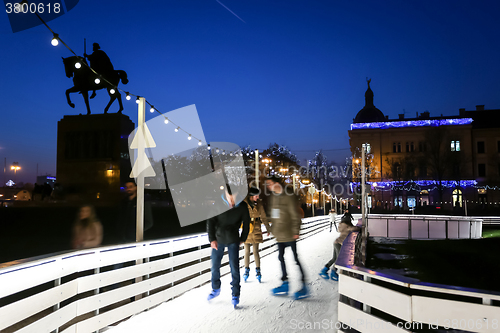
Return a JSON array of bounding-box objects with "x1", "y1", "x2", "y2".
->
[
  {"x1": 75, "y1": 62, "x2": 81, "y2": 69},
  {"x1": 188, "y1": 134, "x2": 192, "y2": 140},
  {"x1": 198, "y1": 140, "x2": 202, "y2": 146},
  {"x1": 136, "y1": 97, "x2": 140, "y2": 104},
  {"x1": 164, "y1": 118, "x2": 169, "y2": 124},
  {"x1": 51, "y1": 33, "x2": 59, "y2": 46},
  {"x1": 94, "y1": 77, "x2": 100, "y2": 84},
  {"x1": 109, "y1": 88, "x2": 115, "y2": 94},
  {"x1": 126, "y1": 93, "x2": 131, "y2": 100},
  {"x1": 175, "y1": 127, "x2": 180, "y2": 132}
]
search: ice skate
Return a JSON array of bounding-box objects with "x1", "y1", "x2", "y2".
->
[
  {"x1": 231, "y1": 295, "x2": 239, "y2": 308},
  {"x1": 207, "y1": 288, "x2": 220, "y2": 301},
  {"x1": 256, "y1": 267, "x2": 262, "y2": 283},
  {"x1": 271, "y1": 281, "x2": 289, "y2": 296},
  {"x1": 243, "y1": 267, "x2": 250, "y2": 282},
  {"x1": 319, "y1": 267, "x2": 329, "y2": 279},
  {"x1": 330, "y1": 270, "x2": 339, "y2": 281},
  {"x1": 294, "y1": 285, "x2": 310, "y2": 300}
]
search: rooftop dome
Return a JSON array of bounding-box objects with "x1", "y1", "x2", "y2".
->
[{"x1": 353, "y1": 79, "x2": 386, "y2": 123}]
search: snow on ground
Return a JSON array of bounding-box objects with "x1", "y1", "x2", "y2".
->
[{"x1": 107, "y1": 229, "x2": 341, "y2": 333}]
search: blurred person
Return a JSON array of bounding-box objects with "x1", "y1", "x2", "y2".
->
[
  {"x1": 207, "y1": 188, "x2": 250, "y2": 308},
  {"x1": 72, "y1": 204, "x2": 103, "y2": 249},
  {"x1": 341, "y1": 208, "x2": 354, "y2": 224},
  {"x1": 265, "y1": 175, "x2": 309, "y2": 300},
  {"x1": 319, "y1": 212, "x2": 360, "y2": 281},
  {"x1": 329, "y1": 209, "x2": 337, "y2": 232},
  {"x1": 242, "y1": 186, "x2": 271, "y2": 283}
]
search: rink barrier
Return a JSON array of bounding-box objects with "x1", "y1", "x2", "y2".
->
[
  {"x1": 0, "y1": 216, "x2": 330, "y2": 333},
  {"x1": 336, "y1": 217, "x2": 500, "y2": 333},
  {"x1": 367, "y1": 214, "x2": 483, "y2": 239}
]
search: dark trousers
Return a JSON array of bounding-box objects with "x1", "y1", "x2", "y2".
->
[
  {"x1": 326, "y1": 242, "x2": 342, "y2": 270},
  {"x1": 211, "y1": 242, "x2": 241, "y2": 296},
  {"x1": 277, "y1": 241, "x2": 306, "y2": 283}
]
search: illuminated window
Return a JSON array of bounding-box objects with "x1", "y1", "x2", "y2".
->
[
  {"x1": 451, "y1": 140, "x2": 461, "y2": 151},
  {"x1": 452, "y1": 189, "x2": 462, "y2": 208}
]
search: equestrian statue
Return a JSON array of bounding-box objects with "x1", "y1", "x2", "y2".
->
[{"x1": 62, "y1": 43, "x2": 128, "y2": 115}]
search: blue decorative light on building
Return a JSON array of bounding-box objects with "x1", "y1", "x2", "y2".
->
[
  {"x1": 351, "y1": 180, "x2": 477, "y2": 191},
  {"x1": 350, "y1": 118, "x2": 473, "y2": 130}
]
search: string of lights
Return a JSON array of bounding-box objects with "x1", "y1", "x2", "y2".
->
[
  {"x1": 350, "y1": 180, "x2": 500, "y2": 192},
  {"x1": 42, "y1": 18, "x2": 205, "y2": 146}
]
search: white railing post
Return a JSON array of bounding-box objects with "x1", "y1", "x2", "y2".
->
[
  {"x1": 52, "y1": 277, "x2": 61, "y2": 333},
  {"x1": 363, "y1": 275, "x2": 371, "y2": 314}
]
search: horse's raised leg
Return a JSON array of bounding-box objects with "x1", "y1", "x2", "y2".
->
[
  {"x1": 81, "y1": 90, "x2": 91, "y2": 115},
  {"x1": 65, "y1": 87, "x2": 78, "y2": 108}
]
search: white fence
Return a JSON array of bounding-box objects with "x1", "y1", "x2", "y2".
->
[
  {"x1": 0, "y1": 216, "x2": 329, "y2": 333},
  {"x1": 367, "y1": 214, "x2": 483, "y2": 239},
  {"x1": 336, "y1": 219, "x2": 500, "y2": 333}
]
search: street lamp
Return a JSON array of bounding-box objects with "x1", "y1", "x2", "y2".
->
[{"x1": 11, "y1": 162, "x2": 21, "y2": 184}]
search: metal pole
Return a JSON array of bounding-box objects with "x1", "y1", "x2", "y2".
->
[
  {"x1": 311, "y1": 191, "x2": 314, "y2": 217},
  {"x1": 255, "y1": 149, "x2": 259, "y2": 188},
  {"x1": 361, "y1": 144, "x2": 367, "y2": 235},
  {"x1": 134, "y1": 97, "x2": 148, "y2": 301},
  {"x1": 136, "y1": 97, "x2": 146, "y2": 243}
]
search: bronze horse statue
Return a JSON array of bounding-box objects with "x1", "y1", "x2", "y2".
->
[{"x1": 62, "y1": 56, "x2": 128, "y2": 115}]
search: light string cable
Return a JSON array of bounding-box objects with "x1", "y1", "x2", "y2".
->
[{"x1": 32, "y1": 6, "x2": 205, "y2": 146}]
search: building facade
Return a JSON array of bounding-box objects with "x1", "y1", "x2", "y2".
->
[
  {"x1": 348, "y1": 81, "x2": 500, "y2": 213},
  {"x1": 57, "y1": 113, "x2": 134, "y2": 203}
]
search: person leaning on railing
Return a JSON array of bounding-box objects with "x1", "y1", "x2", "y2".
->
[{"x1": 319, "y1": 209, "x2": 360, "y2": 281}]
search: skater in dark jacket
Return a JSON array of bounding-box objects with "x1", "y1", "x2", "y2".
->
[
  {"x1": 207, "y1": 189, "x2": 250, "y2": 307},
  {"x1": 319, "y1": 213, "x2": 360, "y2": 281},
  {"x1": 265, "y1": 175, "x2": 309, "y2": 300},
  {"x1": 340, "y1": 209, "x2": 354, "y2": 224}
]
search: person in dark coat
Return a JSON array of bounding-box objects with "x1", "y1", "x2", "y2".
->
[
  {"x1": 117, "y1": 180, "x2": 153, "y2": 243},
  {"x1": 265, "y1": 175, "x2": 308, "y2": 300},
  {"x1": 341, "y1": 208, "x2": 354, "y2": 224},
  {"x1": 207, "y1": 189, "x2": 250, "y2": 307}
]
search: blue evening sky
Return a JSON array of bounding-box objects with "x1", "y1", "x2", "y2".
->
[{"x1": 1, "y1": 0, "x2": 500, "y2": 184}]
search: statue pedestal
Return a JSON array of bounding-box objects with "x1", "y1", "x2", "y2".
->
[{"x1": 56, "y1": 113, "x2": 135, "y2": 203}]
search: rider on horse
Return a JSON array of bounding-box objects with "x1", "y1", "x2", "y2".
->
[{"x1": 84, "y1": 43, "x2": 115, "y2": 78}]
